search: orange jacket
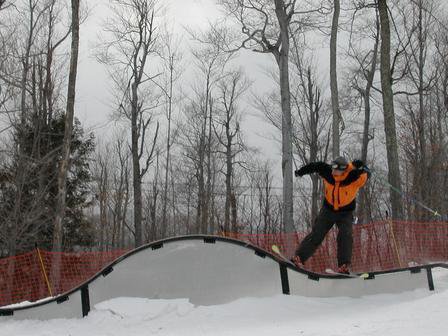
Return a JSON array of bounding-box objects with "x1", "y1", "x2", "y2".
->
[{"x1": 297, "y1": 161, "x2": 370, "y2": 212}]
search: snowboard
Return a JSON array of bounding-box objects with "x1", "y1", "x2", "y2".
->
[
  {"x1": 325, "y1": 268, "x2": 370, "y2": 279},
  {"x1": 271, "y1": 244, "x2": 370, "y2": 279},
  {"x1": 271, "y1": 244, "x2": 298, "y2": 268}
]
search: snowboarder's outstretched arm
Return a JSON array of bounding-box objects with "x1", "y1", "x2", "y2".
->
[
  {"x1": 345, "y1": 160, "x2": 371, "y2": 187},
  {"x1": 295, "y1": 162, "x2": 331, "y2": 178}
]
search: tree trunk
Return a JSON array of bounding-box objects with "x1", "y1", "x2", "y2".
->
[
  {"x1": 330, "y1": 0, "x2": 341, "y2": 158},
  {"x1": 224, "y1": 137, "x2": 232, "y2": 232},
  {"x1": 170, "y1": 163, "x2": 177, "y2": 235},
  {"x1": 99, "y1": 167, "x2": 108, "y2": 251},
  {"x1": 10, "y1": 0, "x2": 38, "y2": 253},
  {"x1": 274, "y1": 0, "x2": 294, "y2": 233},
  {"x1": 416, "y1": 1, "x2": 427, "y2": 220},
  {"x1": 378, "y1": 0, "x2": 404, "y2": 219},
  {"x1": 131, "y1": 82, "x2": 143, "y2": 247},
  {"x1": 203, "y1": 97, "x2": 213, "y2": 234},
  {"x1": 307, "y1": 67, "x2": 319, "y2": 227},
  {"x1": 358, "y1": 12, "x2": 379, "y2": 224},
  {"x1": 361, "y1": 13, "x2": 379, "y2": 162},
  {"x1": 121, "y1": 173, "x2": 130, "y2": 248},
  {"x1": 52, "y1": 0, "x2": 80, "y2": 251},
  {"x1": 230, "y1": 191, "x2": 237, "y2": 232},
  {"x1": 161, "y1": 60, "x2": 174, "y2": 238},
  {"x1": 196, "y1": 122, "x2": 206, "y2": 233},
  {"x1": 199, "y1": 77, "x2": 212, "y2": 234}
]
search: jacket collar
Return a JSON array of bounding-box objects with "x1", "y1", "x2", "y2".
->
[{"x1": 332, "y1": 162, "x2": 354, "y2": 182}]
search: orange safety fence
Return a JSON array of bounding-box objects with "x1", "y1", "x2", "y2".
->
[
  {"x1": 0, "y1": 249, "x2": 129, "y2": 308},
  {"x1": 1, "y1": 220, "x2": 447, "y2": 307},
  {"x1": 227, "y1": 220, "x2": 448, "y2": 274}
]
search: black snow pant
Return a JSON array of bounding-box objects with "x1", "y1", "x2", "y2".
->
[{"x1": 295, "y1": 206, "x2": 354, "y2": 267}]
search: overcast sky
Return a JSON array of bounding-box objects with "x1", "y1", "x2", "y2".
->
[
  {"x1": 75, "y1": 0, "x2": 284, "y2": 173},
  {"x1": 77, "y1": 0, "x2": 221, "y2": 128}
]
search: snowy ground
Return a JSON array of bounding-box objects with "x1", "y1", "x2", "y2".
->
[{"x1": 1, "y1": 268, "x2": 447, "y2": 336}]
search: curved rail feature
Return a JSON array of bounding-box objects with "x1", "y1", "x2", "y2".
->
[{"x1": 0, "y1": 235, "x2": 446, "y2": 320}]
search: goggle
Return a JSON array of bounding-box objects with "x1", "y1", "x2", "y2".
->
[{"x1": 331, "y1": 163, "x2": 348, "y2": 171}]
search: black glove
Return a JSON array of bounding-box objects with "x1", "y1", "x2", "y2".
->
[
  {"x1": 295, "y1": 168, "x2": 305, "y2": 177},
  {"x1": 352, "y1": 159, "x2": 364, "y2": 169}
]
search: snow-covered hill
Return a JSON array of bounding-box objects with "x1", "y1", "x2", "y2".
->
[{"x1": 1, "y1": 268, "x2": 447, "y2": 336}]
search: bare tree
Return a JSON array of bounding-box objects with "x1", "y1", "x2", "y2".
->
[
  {"x1": 391, "y1": 0, "x2": 445, "y2": 221},
  {"x1": 0, "y1": 3, "x2": 18, "y2": 117},
  {"x1": 378, "y1": 0, "x2": 404, "y2": 219},
  {"x1": 289, "y1": 34, "x2": 331, "y2": 227},
  {"x1": 93, "y1": 144, "x2": 110, "y2": 250},
  {"x1": 248, "y1": 161, "x2": 282, "y2": 235},
  {"x1": 330, "y1": 0, "x2": 341, "y2": 157},
  {"x1": 92, "y1": 134, "x2": 133, "y2": 250},
  {"x1": 111, "y1": 137, "x2": 132, "y2": 248},
  {"x1": 179, "y1": 97, "x2": 217, "y2": 235},
  {"x1": 257, "y1": 33, "x2": 330, "y2": 228},
  {"x1": 97, "y1": 0, "x2": 161, "y2": 247},
  {"x1": 213, "y1": 69, "x2": 250, "y2": 233},
  {"x1": 183, "y1": 25, "x2": 231, "y2": 234},
  {"x1": 431, "y1": 19, "x2": 448, "y2": 217},
  {"x1": 159, "y1": 28, "x2": 183, "y2": 239},
  {"x1": 144, "y1": 150, "x2": 160, "y2": 242},
  {"x1": 219, "y1": 0, "x2": 326, "y2": 233},
  {"x1": 0, "y1": 0, "x2": 12, "y2": 11},
  {"x1": 0, "y1": 0, "x2": 55, "y2": 255},
  {"x1": 0, "y1": 1, "x2": 94, "y2": 256},
  {"x1": 346, "y1": 3, "x2": 380, "y2": 223},
  {"x1": 0, "y1": 0, "x2": 14, "y2": 110},
  {"x1": 52, "y1": 0, "x2": 80, "y2": 251}
]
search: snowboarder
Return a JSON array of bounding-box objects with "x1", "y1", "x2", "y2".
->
[{"x1": 292, "y1": 156, "x2": 370, "y2": 274}]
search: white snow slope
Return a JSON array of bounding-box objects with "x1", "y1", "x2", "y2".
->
[{"x1": 1, "y1": 268, "x2": 447, "y2": 336}]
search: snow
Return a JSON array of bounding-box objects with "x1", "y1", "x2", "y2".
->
[
  {"x1": 1, "y1": 268, "x2": 447, "y2": 336},
  {"x1": 1, "y1": 296, "x2": 61, "y2": 309}
]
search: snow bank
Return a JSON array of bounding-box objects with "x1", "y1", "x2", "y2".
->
[{"x1": 1, "y1": 268, "x2": 447, "y2": 336}]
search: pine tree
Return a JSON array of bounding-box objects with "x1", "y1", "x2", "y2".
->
[{"x1": 0, "y1": 113, "x2": 95, "y2": 253}]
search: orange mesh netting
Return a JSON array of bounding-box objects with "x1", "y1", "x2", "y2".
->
[
  {"x1": 0, "y1": 249, "x2": 128, "y2": 308},
  {"x1": 227, "y1": 220, "x2": 448, "y2": 273},
  {"x1": 0, "y1": 220, "x2": 447, "y2": 307}
]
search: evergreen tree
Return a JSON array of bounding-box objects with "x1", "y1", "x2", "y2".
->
[{"x1": 0, "y1": 113, "x2": 95, "y2": 253}]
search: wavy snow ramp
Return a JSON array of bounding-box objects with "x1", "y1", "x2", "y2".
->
[{"x1": 0, "y1": 235, "x2": 445, "y2": 320}]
